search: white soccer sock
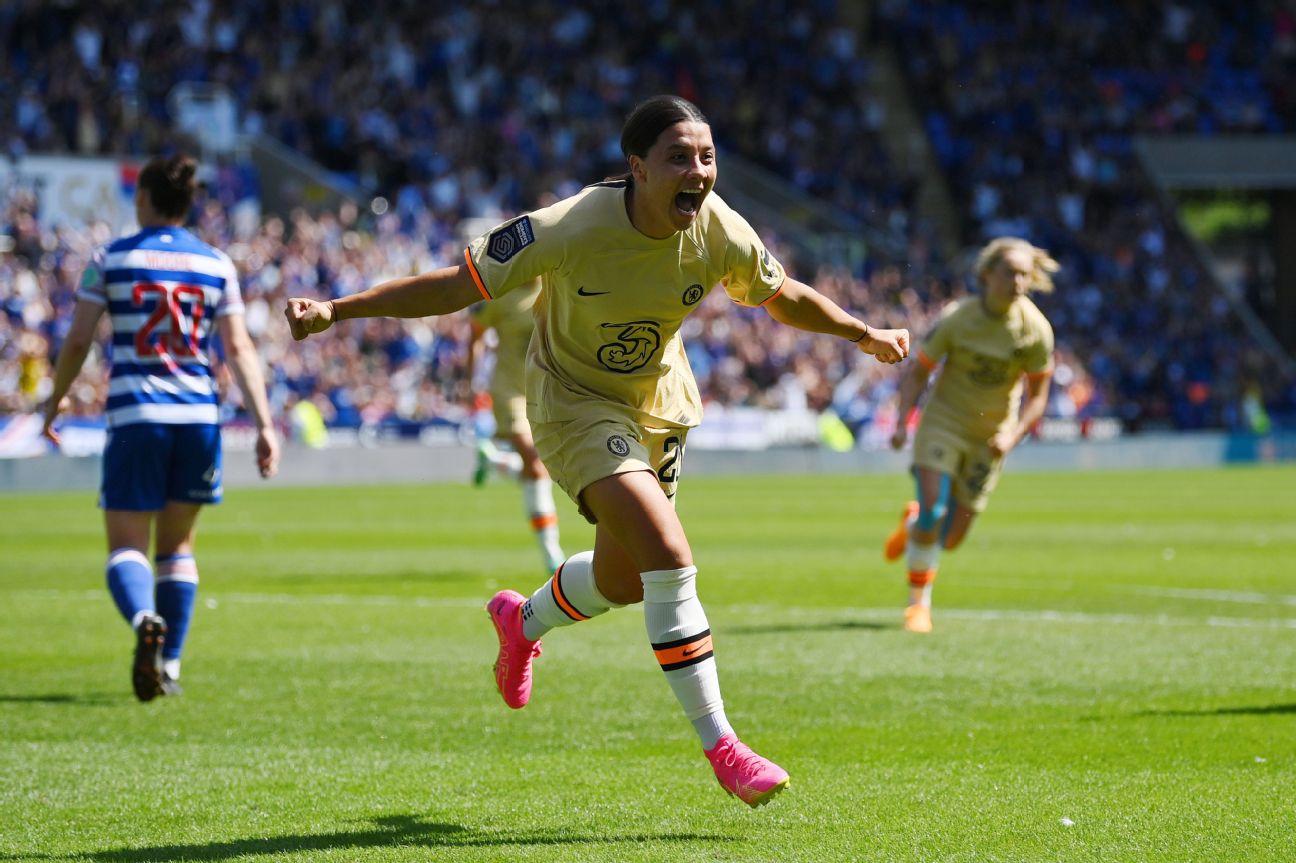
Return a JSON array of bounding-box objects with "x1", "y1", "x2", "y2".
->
[
  {"x1": 522, "y1": 478, "x2": 565, "y2": 573},
  {"x1": 642, "y1": 566, "x2": 733, "y2": 749},
  {"x1": 906, "y1": 541, "x2": 940, "y2": 607},
  {"x1": 907, "y1": 540, "x2": 940, "y2": 574},
  {"x1": 520, "y1": 551, "x2": 618, "y2": 641}
]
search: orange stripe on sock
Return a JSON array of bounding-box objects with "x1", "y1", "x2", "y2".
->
[
  {"x1": 653, "y1": 633, "x2": 713, "y2": 668},
  {"x1": 530, "y1": 513, "x2": 558, "y2": 530},
  {"x1": 907, "y1": 569, "x2": 937, "y2": 587},
  {"x1": 550, "y1": 568, "x2": 589, "y2": 621}
]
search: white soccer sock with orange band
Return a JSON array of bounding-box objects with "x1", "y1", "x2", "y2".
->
[
  {"x1": 642, "y1": 565, "x2": 733, "y2": 749},
  {"x1": 906, "y1": 541, "x2": 940, "y2": 606},
  {"x1": 521, "y1": 478, "x2": 565, "y2": 573},
  {"x1": 520, "y1": 551, "x2": 617, "y2": 641}
]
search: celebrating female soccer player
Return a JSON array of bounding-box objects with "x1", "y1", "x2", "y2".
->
[
  {"x1": 286, "y1": 95, "x2": 907, "y2": 806},
  {"x1": 43, "y1": 154, "x2": 279, "y2": 701},
  {"x1": 884, "y1": 237, "x2": 1056, "y2": 633}
]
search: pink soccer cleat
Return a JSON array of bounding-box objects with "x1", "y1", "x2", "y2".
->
[
  {"x1": 486, "y1": 590, "x2": 541, "y2": 709},
  {"x1": 704, "y1": 733, "x2": 790, "y2": 807}
]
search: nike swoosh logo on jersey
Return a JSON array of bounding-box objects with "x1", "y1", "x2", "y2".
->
[{"x1": 577, "y1": 286, "x2": 610, "y2": 296}]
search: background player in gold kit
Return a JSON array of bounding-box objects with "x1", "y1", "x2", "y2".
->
[
  {"x1": 466, "y1": 278, "x2": 565, "y2": 575},
  {"x1": 884, "y1": 237, "x2": 1056, "y2": 633},
  {"x1": 286, "y1": 95, "x2": 908, "y2": 807}
]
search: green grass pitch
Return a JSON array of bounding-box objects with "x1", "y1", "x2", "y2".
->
[{"x1": 1, "y1": 464, "x2": 1293, "y2": 862}]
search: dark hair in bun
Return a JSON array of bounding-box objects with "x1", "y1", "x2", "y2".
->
[{"x1": 137, "y1": 154, "x2": 198, "y2": 220}]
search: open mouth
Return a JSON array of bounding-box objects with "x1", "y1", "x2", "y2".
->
[{"x1": 674, "y1": 190, "x2": 703, "y2": 216}]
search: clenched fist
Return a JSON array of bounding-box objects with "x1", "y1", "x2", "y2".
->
[
  {"x1": 856, "y1": 327, "x2": 910, "y2": 364},
  {"x1": 284, "y1": 298, "x2": 336, "y2": 341}
]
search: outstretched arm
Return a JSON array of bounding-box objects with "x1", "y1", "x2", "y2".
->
[
  {"x1": 763, "y1": 277, "x2": 909, "y2": 364},
  {"x1": 42, "y1": 299, "x2": 105, "y2": 445},
  {"x1": 285, "y1": 265, "x2": 484, "y2": 341}
]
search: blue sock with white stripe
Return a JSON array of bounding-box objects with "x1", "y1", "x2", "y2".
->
[
  {"x1": 106, "y1": 548, "x2": 155, "y2": 627},
  {"x1": 155, "y1": 554, "x2": 199, "y2": 666}
]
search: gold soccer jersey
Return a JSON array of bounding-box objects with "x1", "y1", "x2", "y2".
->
[
  {"x1": 471, "y1": 280, "x2": 539, "y2": 411},
  {"x1": 916, "y1": 295, "x2": 1054, "y2": 442},
  {"x1": 463, "y1": 182, "x2": 786, "y2": 429}
]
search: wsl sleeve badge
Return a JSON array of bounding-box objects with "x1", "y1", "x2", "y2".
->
[{"x1": 486, "y1": 216, "x2": 536, "y2": 263}]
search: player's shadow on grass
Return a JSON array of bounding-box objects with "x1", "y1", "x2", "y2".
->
[
  {"x1": 726, "y1": 620, "x2": 887, "y2": 636},
  {"x1": 1139, "y1": 702, "x2": 1296, "y2": 717},
  {"x1": 0, "y1": 693, "x2": 118, "y2": 706},
  {"x1": 3, "y1": 815, "x2": 735, "y2": 861}
]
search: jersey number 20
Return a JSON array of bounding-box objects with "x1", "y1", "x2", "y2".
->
[{"x1": 133, "y1": 282, "x2": 206, "y2": 357}]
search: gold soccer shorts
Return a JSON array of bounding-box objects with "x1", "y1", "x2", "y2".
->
[
  {"x1": 532, "y1": 414, "x2": 687, "y2": 523},
  {"x1": 911, "y1": 421, "x2": 1004, "y2": 513}
]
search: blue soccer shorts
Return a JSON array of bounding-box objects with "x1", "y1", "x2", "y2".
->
[{"x1": 99, "y1": 423, "x2": 223, "y2": 511}]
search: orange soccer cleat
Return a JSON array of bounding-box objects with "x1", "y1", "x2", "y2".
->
[
  {"x1": 903, "y1": 603, "x2": 933, "y2": 634},
  {"x1": 884, "y1": 501, "x2": 920, "y2": 561}
]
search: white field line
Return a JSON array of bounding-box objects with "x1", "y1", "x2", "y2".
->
[
  {"x1": 15, "y1": 590, "x2": 1296, "y2": 630},
  {"x1": 16, "y1": 589, "x2": 484, "y2": 609},
  {"x1": 1122, "y1": 586, "x2": 1296, "y2": 606},
  {"x1": 878, "y1": 577, "x2": 1296, "y2": 607},
  {"x1": 725, "y1": 603, "x2": 1296, "y2": 630},
  {"x1": 933, "y1": 607, "x2": 1296, "y2": 630}
]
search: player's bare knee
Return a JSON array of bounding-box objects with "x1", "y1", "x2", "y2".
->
[
  {"x1": 593, "y1": 558, "x2": 645, "y2": 605},
  {"x1": 657, "y1": 535, "x2": 693, "y2": 571},
  {"x1": 625, "y1": 523, "x2": 693, "y2": 573},
  {"x1": 601, "y1": 581, "x2": 644, "y2": 605}
]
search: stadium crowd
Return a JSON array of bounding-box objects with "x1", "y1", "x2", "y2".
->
[
  {"x1": 878, "y1": 0, "x2": 1296, "y2": 429},
  {"x1": 2, "y1": 0, "x2": 1293, "y2": 442}
]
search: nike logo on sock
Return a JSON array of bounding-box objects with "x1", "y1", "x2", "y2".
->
[{"x1": 653, "y1": 630, "x2": 713, "y2": 670}]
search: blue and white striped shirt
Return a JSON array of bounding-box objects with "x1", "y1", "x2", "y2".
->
[{"x1": 78, "y1": 226, "x2": 244, "y2": 428}]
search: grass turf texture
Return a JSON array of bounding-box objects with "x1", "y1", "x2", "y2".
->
[{"x1": 1, "y1": 465, "x2": 1293, "y2": 862}]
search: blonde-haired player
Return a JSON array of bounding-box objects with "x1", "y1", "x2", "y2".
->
[
  {"x1": 884, "y1": 237, "x2": 1057, "y2": 633},
  {"x1": 466, "y1": 278, "x2": 565, "y2": 575},
  {"x1": 287, "y1": 95, "x2": 907, "y2": 807}
]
